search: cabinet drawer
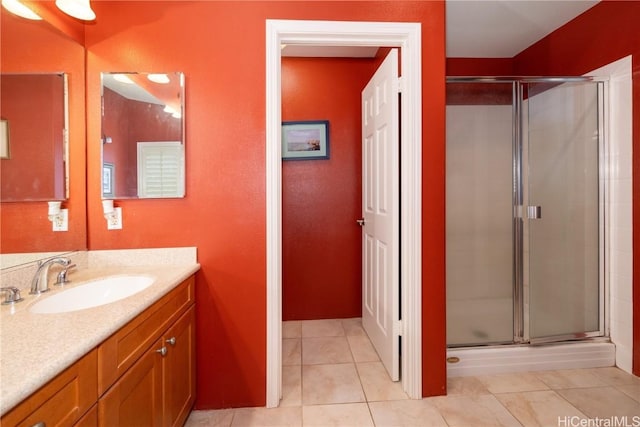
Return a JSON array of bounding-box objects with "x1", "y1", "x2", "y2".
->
[
  {"x1": 97, "y1": 276, "x2": 194, "y2": 395},
  {"x1": 1, "y1": 350, "x2": 97, "y2": 427}
]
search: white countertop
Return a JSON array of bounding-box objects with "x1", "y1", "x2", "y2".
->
[{"x1": 0, "y1": 263, "x2": 200, "y2": 416}]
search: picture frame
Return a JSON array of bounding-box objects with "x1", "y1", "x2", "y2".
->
[
  {"x1": 0, "y1": 120, "x2": 9, "y2": 159},
  {"x1": 103, "y1": 162, "x2": 114, "y2": 197},
  {"x1": 282, "y1": 120, "x2": 329, "y2": 160}
]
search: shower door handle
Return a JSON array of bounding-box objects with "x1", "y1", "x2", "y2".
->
[{"x1": 527, "y1": 205, "x2": 542, "y2": 219}]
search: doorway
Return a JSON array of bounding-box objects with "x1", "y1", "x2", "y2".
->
[{"x1": 266, "y1": 19, "x2": 423, "y2": 407}]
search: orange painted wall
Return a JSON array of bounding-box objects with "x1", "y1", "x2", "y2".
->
[
  {"x1": 0, "y1": 10, "x2": 86, "y2": 253},
  {"x1": 85, "y1": 1, "x2": 445, "y2": 407},
  {"x1": 282, "y1": 57, "x2": 381, "y2": 321},
  {"x1": 512, "y1": 1, "x2": 640, "y2": 376}
]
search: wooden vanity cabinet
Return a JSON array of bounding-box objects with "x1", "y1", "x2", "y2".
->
[
  {"x1": 0, "y1": 275, "x2": 195, "y2": 427},
  {"x1": 0, "y1": 349, "x2": 97, "y2": 427},
  {"x1": 97, "y1": 276, "x2": 195, "y2": 426}
]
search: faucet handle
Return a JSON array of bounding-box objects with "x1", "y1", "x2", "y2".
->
[
  {"x1": 55, "y1": 263, "x2": 76, "y2": 286},
  {"x1": 0, "y1": 287, "x2": 24, "y2": 305}
]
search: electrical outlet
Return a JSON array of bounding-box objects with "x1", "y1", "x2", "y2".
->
[
  {"x1": 107, "y1": 207, "x2": 122, "y2": 230},
  {"x1": 52, "y1": 209, "x2": 68, "y2": 232}
]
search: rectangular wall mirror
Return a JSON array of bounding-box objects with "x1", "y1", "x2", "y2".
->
[
  {"x1": 101, "y1": 72, "x2": 185, "y2": 199},
  {"x1": 0, "y1": 73, "x2": 69, "y2": 202}
]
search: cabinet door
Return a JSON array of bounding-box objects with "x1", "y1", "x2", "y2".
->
[
  {"x1": 99, "y1": 338, "x2": 164, "y2": 427},
  {"x1": 163, "y1": 306, "x2": 196, "y2": 427}
]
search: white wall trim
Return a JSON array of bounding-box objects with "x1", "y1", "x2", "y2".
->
[
  {"x1": 589, "y1": 55, "x2": 634, "y2": 373},
  {"x1": 266, "y1": 19, "x2": 422, "y2": 407}
]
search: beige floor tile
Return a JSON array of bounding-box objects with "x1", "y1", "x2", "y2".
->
[
  {"x1": 558, "y1": 386, "x2": 640, "y2": 418},
  {"x1": 302, "y1": 363, "x2": 365, "y2": 405},
  {"x1": 282, "y1": 365, "x2": 302, "y2": 407},
  {"x1": 185, "y1": 409, "x2": 234, "y2": 427},
  {"x1": 447, "y1": 376, "x2": 492, "y2": 396},
  {"x1": 535, "y1": 369, "x2": 608, "y2": 389},
  {"x1": 283, "y1": 338, "x2": 301, "y2": 366},
  {"x1": 302, "y1": 337, "x2": 353, "y2": 365},
  {"x1": 369, "y1": 399, "x2": 448, "y2": 426},
  {"x1": 301, "y1": 319, "x2": 345, "y2": 337},
  {"x1": 231, "y1": 406, "x2": 301, "y2": 426},
  {"x1": 283, "y1": 321, "x2": 302, "y2": 338},
  {"x1": 429, "y1": 394, "x2": 522, "y2": 427},
  {"x1": 617, "y1": 383, "x2": 640, "y2": 403},
  {"x1": 585, "y1": 367, "x2": 640, "y2": 386},
  {"x1": 357, "y1": 362, "x2": 408, "y2": 402},
  {"x1": 496, "y1": 390, "x2": 586, "y2": 426},
  {"x1": 342, "y1": 318, "x2": 366, "y2": 336},
  {"x1": 347, "y1": 335, "x2": 380, "y2": 362},
  {"x1": 302, "y1": 403, "x2": 373, "y2": 427},
  {"x1": 477, "y1": 372, "x2": 550, "y2": 394}
]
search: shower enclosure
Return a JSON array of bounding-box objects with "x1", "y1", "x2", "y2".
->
[{"x1": 446, "y1": 77, "x2": 605, "y2": 347}]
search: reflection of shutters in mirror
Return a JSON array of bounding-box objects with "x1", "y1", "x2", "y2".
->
[{"x1": 137, "y1": 141, "x2": 185, "y2": 198}]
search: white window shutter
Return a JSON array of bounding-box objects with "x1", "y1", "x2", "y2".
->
[{"x1": 137, "y1": 141, "x2": 185, "y2": 198}]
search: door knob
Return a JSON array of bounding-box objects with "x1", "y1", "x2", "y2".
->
[
  {"x1": 156, "y1": 346, "x2": 168, "y2": 357},
  {"x1": 166, "y1": 337, "x2": 176, "y2": 346},
  {"x1": 356, "y1": 218, "x2": 365, "y2": 227}
]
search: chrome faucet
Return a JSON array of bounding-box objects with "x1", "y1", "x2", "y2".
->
[
  {"x1": 0, "y1": 287, "x2": 23, "y2": 305},
  {"x1": 30, "y1": 257, "x2": 72, "y2": 295}
]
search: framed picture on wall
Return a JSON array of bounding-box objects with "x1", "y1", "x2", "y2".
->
[
  {"x1": 0, "y1": 120, "x2": 9, "y2": 159},
  {"x1": 282, "y1": 120, "x2": 329, "y2": 160},
  {"x1": 103, "y1": 162, "x2": 114, "y2": 197}
]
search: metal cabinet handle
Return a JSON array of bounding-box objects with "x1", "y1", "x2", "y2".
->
[
  {"x1": 156, "y1": 346, "x2": 167, "y2": 357},
  {"x1": 166, "y1": 337, "x2": 176, "y2": 346},
  {"x1": 31, "y1": 422, "x2": 46, "y2": 427},
  {"x1": 356, "y1": 218, "x2": 365, "y2": 227}
]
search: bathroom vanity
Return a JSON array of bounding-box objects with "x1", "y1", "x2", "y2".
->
[{"x1": 0, "y1": 250, "x2": 199, "y2": 426}]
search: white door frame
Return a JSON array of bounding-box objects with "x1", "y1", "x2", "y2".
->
[{"x1": 266, "y1": 19, "x2": 422, "y2": 407}]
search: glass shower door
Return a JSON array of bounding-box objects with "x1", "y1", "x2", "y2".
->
[
  {"x1": 446, "y1": 82, "x2": 515, "y2": 346},
  {"x1": 526, "y1": 81, "x2": 603, "y2": 342}
]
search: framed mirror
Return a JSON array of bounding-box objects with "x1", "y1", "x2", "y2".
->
[
  {"x1": 101, "y1": 72, "x2": 185, "y2": 199},
  {"x1": 0, "y1": 72, "x2": 69, "y2": 202}
]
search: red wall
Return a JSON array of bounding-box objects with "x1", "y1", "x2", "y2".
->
[
  {"x1": 446, "y1": 57, "x2": 514, "y2": 76},
  {"x1": 102, "y1": 88, "x2": 131, "y2": 197},
  {"x1": 85, "y1": 1, "x2": 446, "y2": 407},
  {"x1": 1, "y1": 74, "x2": 64, "y2": 201},
  {"x1": 0, "y1": 9, "x2": 87, "y2": 253},
  {"x1": 281, "y1": 57, "x2": 380, "y2": 321},
  {"x1": 512, "y1": 1, "x2": 640, "y2": 376}
]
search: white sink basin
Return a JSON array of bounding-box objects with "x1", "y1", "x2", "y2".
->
[{"x1": 30, "y1": 275, "x2": 154, "y2": 314}]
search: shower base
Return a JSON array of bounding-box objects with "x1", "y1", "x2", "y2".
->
[{"x1": 447, "y1": 341, "x2": 615, "y2": 377}]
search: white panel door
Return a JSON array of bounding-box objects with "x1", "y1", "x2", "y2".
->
[{"x1": 361, "y1": 49, "x2": 400, "y2": 381}]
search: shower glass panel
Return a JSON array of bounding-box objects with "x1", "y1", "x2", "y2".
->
[
  {"x1": 526, "y1": 81, "x2": 602, "y2": 341},
  {"x1": 446, "y1": 82, "x2": 515, "y2": 346}
]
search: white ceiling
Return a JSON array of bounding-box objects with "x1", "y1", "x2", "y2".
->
[
  {"x1": 281, "y1": 0, "x2": 599, "y2": 59},
  {"x1": 446, "y1": 0, "x2": 599, "y2": 58}
]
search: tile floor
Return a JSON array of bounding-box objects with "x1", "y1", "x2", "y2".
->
[{"x1": 186, "y1": 318, "x2": 640, "y2": 426}]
